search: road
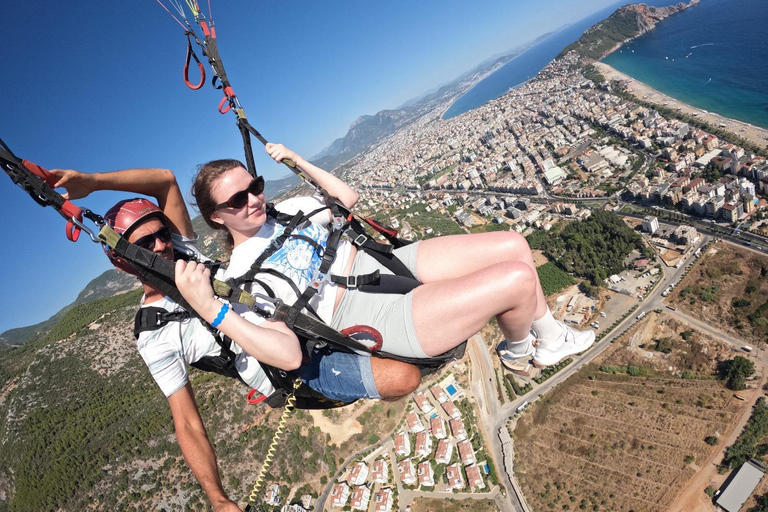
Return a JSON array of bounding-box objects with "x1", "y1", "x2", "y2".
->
[{"x1": 469, "y1": 235, "x2": 766, "y2": 512}]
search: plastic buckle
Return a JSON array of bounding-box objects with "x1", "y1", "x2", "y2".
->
[
  {"x1": 346, "y1": 275, "x2": 357, "y2": 290},
  {"x1": 332, "y1": 216, "x2": 345, "y2": 231},
  {"x1": 353, "y1": 234, "x2": 368, "y2": 247},
  {"x1": 154, "y1": 310, "x2": 165, "y2": 327}
]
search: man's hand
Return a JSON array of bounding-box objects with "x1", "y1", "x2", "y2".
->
[
  {"x1": 50, "y1": 169, "x2": 96, "y2": 200},
  {"x1": 213, "y1": 498, "x2": 243, "y2": 512}
]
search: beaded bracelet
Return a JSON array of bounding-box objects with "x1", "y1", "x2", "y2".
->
[{"x1": 211, "y1": 302, "x2": 230, "y2": 328}]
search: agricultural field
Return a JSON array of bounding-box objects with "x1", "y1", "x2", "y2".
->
[
  {"x1": 411, "y1": 497, "x2": 497, "y2": 512},
  {"x1": 513, "y1": 314, "x2": 747, "y2": 512},
  {"x1": 668, "y1": 242, "x2": 768, "y2": 346},
  {"x1": 537, "y1": 261, "x2": 576, "y2": 296}
]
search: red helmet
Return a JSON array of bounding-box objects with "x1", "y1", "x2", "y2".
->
[{"x1": 104, "y1": 198, "x2": 167, "y2": 274}]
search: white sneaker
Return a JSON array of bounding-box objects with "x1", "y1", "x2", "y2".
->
[
  {"x1": 496, "y1": 334, "x2": 535, "y2": 364},
  {"x1": 533, "y1": 323, "x2": 595, "y2": 367}
]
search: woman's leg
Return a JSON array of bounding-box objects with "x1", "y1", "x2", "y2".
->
[
  {"x1": 411, "y1": 260, "x2": 538, "y2": 357},
  {"x1": 411, "y1": 231, "x2": 594, "y2": 364},
  {"x1": 414, "y1": 232, "x2": 548, "y2": 320}
]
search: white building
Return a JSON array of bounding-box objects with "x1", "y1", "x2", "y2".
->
[{"x1": 642, "y1": 215, "x2": 659, "y2": 234}]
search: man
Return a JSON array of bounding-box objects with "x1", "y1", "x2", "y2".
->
[{"x1": 52, "y1": 166, "x2": 421, "y2": 512}]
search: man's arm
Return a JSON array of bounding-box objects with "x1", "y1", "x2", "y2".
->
[
  {"x1": 49, "y1": 167, "x2": 195, "y2": 238},
  {"x1": 168, "y1": 383, "x2": 243, "y2": 512}
]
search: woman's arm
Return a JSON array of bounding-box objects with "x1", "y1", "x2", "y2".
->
[
  {"x1": 265, "y1": 143, "x2": 360, "y2": 210},
  {"x1": 174, "y1": 260, "x2": 303, "y2": 370},
  {"x1": 49, "y1": 167, "x2": 194, "y2": 239}
]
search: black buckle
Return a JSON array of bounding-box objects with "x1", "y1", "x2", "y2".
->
[
  {"x1": 353, "y1": 234, "x2": 368, "y2": 247},
  {"x1": 346, "y1": 275, "x2": 357, "y2": 289}
]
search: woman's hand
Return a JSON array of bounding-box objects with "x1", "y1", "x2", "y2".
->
[
  {"x1": 50, "y1": 169, "x2": 96, "y2": 200},
  {"x1": 265, "y1": 143, "x2": 300, "y2": 165},
  {"x1": 175, "y1": 260, "x2": 220, "y2": 321}
]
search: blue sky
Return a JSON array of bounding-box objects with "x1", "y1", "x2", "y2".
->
[{"x1": 1, "y1": 0, "x2": 639, "y2": 334}]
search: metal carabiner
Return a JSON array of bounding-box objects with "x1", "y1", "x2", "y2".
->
[{"x1": 68, "y1": 216, "x2": 101, "y2": 244}]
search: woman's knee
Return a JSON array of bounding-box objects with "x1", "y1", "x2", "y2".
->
[
  {"x1": 498, "y1": 260, "x2": 537, "y2": 292},
  {"x1": 494, "y1": 231, "x2": 532, "y2": 260}
]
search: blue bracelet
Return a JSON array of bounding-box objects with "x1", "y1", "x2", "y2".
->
[{"x1": 211, "y1": 303, "x2": 230, "y2": 328}]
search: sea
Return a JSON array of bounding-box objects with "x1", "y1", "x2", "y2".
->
[
  {"x1": 444, "y1": 0, "x2": 768, "y2": 130},
  {"x1": 603, "y1": 0, "x2": 768, "y2": 130}
]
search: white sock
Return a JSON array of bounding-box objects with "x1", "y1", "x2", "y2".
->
[
  {"x1": 532, "y1": 308, "x2": 564, "y2": 342},
  {"x1": 502, "y1": 333, "x2": 535, "y2": 357}
]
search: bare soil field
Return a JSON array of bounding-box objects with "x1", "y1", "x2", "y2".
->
[
  {"x1": 659, "y1": 249, "x2": 683, "y2": 267},
  {"x1": 668, "y1": 242, "x2": 768, "y2": 346},
  {"x1": 513, "y1": 314, "x2": 748, "y2": 512},
  {"x1": 532, "y1": 249, "x2": 550, "y2": 267},
  {"x1": 410, "y1": 497, "x2": 498, "y2": 512}
]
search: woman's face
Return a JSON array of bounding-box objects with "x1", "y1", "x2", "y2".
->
[{"x1": 209, "y1": 166, "x2": 267, "y2": 242}]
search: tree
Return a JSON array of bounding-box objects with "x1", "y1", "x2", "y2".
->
[{"x1": 721, "y1": 356, "x2": 755, "y2": 390}]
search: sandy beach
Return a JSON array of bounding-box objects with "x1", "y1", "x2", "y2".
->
[{"x1": 594, "y1": 61, "x2": 768, "y2": 151}]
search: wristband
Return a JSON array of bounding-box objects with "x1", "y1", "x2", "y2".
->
[{"x1": 211, "y1": 302, "x2": 230, "y2": 328}]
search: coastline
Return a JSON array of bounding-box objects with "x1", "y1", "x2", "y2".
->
[{"x1": 594, "y1": 61, "x2": 768, "y2": 150}]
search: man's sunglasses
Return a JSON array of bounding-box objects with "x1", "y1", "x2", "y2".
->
[
  {"x1": 214, "y1": 176, "x2": 265, "y2": 211},
  {"x1": 133, "y1": 226, "x2": 172, "y2": 251}
]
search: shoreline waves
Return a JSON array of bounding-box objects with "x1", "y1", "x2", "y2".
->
[{"x1": 594, "y1": 61, "x2": 768, "y2": 150}]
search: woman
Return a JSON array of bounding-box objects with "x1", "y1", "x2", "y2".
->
[{"x1": 177, "y1": 143, "x2": 594, "y2": 371}]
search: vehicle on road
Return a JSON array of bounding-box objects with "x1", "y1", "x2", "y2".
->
[
  {"x1": 742, "y1": 346, "x2": 753, "y2": 353},
  {"x1": 636, "y1": 311, "x2": 647, "y2": 320}
]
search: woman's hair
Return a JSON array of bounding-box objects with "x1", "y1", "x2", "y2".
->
[{"x1": 191, "y1": 158, "x2": 246, "y2": 253}]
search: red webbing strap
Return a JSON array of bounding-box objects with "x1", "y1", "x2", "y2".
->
[
  {"x1": 21, "y1": 159, "x2": 83, "y2": 242},
  {"x1": 246, "y1": 388, "x2": 267, "y2": 404},
  {"x1": 340, "y1": 325, "x2": 383, "y2": 352},
  {"x1": 218, "y1": 86, "x2": 235, "y2": 114},
  {"x1": 364, "y1": 217, "x2": 400, "y2": 239},
  {"x1": 184, "y1": 34, "x2": 205, "y2": 90}
]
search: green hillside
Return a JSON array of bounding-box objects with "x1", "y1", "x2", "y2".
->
[
  {"x1": 0, "y1": 288, "x2": 404, "y2": 511},
  {"x1": 558, "y1": 6, "x2": 648, "y2": 61}
]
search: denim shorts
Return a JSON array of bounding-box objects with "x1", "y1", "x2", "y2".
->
[{"x1": 300, "y1": 347, "x2": 381, "y2": 402}]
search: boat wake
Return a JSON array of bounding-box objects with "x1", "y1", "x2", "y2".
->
[
  {"x1": 703, "y1": 78, "x2": 712, "y2": 86},
  {"x1": 690, "y1": 43, "x2": 714, "y2": 49}
]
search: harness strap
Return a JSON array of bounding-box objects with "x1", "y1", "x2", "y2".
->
[
  {"x1": 184, "y1": 33, "x2": 205, "y2": 90},
  {"x1": 0, "y1": 137, "x2": 89, "y2": 242},
  {"x1": 330, "y1": 270, "x2": 380, "y2": 289}
]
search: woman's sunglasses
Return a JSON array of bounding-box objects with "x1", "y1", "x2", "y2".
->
[
  {"x1": 133, "y1": 226, "x2": 172, "y2": 251},
  {"x1": 214, "y1": 176, "x2": 265, "y2": 211}
]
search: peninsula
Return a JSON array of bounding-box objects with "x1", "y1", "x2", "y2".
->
[{"x1": 559, "y1": 0, "x2": 699, "y2": 62}]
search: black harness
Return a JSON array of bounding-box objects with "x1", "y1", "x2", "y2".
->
[{"x1": 131, "y1": 200, "x2": 465, "y2": 409}]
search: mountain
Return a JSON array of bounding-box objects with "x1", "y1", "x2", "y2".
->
[
  {"x1": 558, "y1": 0, "x2": 699, "y2": 62},
  {"x1": 0, "y1": 284, "x2": 406, "y2": 511},
  {"x1": 0, "y1": 269, "x2": 139, "y2": 347},
  {"x1": 310, "y1": 39, "x2": 543, "y2": 172}
]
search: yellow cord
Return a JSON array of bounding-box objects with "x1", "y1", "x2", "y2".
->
[{"x1": 247, "y1": 378, "x2": 302, "y2": 507}]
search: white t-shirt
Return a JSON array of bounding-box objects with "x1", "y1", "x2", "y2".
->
[
  {"x1": 136, "y1": 296, "x2": 274, "y2": 398},
  {"x1": 136, "y1": 233, "x2": 274, "y2": 398},
  {"x1": 223, "y1": 194, "x2": 352, "y2": 326}
]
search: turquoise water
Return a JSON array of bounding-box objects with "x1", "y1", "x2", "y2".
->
[{"x1": 603, "y1": 0, "x2": 768, "y2": 129}]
